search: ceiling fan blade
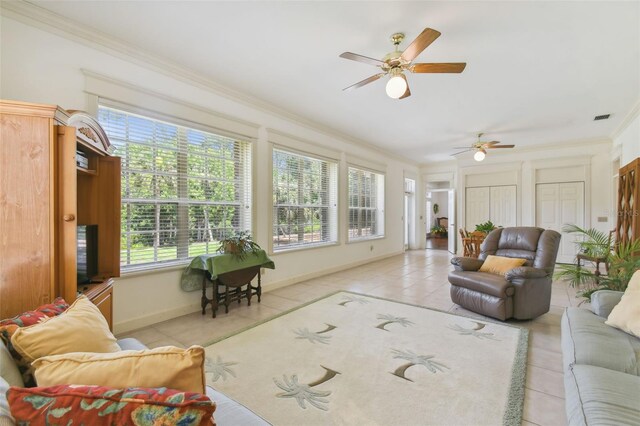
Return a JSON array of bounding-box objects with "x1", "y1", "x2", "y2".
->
[
  {"x1": 399, "y1": 74, "x2": 411, "y2": 99},
  {"x1": 400, "y1": 28, "x2": 441, "y2": 62},
  {"x1": 342, "y1": 73, "x2": 385, "y2": 91},
  {"x1": 339, "y1": 52, "x2": 384, "y2": 67},
  {"x1": 487, "y1": 145, "x2": 515, "y2": 149},
  {"x1": 411, "y1": 63, "x2": 467, "y2": 73},
  {"x1": 451, "y1": 149, "x2": 472, "y2": 156}
]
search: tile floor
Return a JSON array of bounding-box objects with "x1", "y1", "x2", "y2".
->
[{"x1": 119, "y1": 249, "x2": 581, "y2": 426}]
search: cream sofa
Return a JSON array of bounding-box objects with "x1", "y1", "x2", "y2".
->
[{"x1": 0, "y1": 338, "x2": 268, "y2": 425}]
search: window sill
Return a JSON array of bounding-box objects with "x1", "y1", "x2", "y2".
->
[
  {"x1": 346, "y1": 235, "x2": 386, "y2": 244},
  {"x1": 270, "y1": 241, "x2": 339, "y2": 255},
  {"x1": 119, "y1": 260, "x2": 192, "y2": 278}
]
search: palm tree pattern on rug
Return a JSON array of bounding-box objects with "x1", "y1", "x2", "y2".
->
[
  {"x1": 273, "y1": 366, "x2": 341, "y2": 411},
  {"x1": 205, "y1": 356, "x2": 237, "y2": 382},
  {"x1": 338, "y1": 295, "x2": 370, "y2": 306},
  {"x1": 448, "y1": 321, "x2": 500, "y2": 340},
  {"x1": 390, "y1": 349, "x2": 449, "y2": 382},
  {"x1": 375, "y1": 313, "x2": 415, "y2": 331},
  {"x1": 293, "y1": 324, "x2": 337, "y2": 344}
]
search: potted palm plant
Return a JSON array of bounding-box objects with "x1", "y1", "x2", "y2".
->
[
  {"x1": 554, "y1": 224, "x2": 640, "y2": 300},
  {"x1": 475, "y1": 220, "x2": 497, "y2": 235}
]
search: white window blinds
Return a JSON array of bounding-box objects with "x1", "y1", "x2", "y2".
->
[
  {"x1": 98, "y1": 106, "x2": 252, "y2": 271},
  {"x1": 272, "y1": 148, "x2": 338, "y2": 250},
  {"x1": 348, "y1": 167, "x2": 385, "y2": 241}
]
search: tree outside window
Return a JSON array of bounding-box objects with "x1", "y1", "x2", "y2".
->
[
  {"x1": 99, "y1": 106, "x2": 251, "y2": 271},
  {"x1": 272, "y1": 149, "x2": 337, "y2": 250},
  {"x1": 348, "y1": 167, "x2": 385, "y2": 241}
]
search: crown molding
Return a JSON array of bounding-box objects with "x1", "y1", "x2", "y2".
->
[
  {"x1": 0, "y1": 0, "x2": 418, "y2": 167},
  {"x1": 611, "y1": 99, "x2": 640, "y2": 141}
]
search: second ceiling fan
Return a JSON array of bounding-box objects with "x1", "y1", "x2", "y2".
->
[
  {"x1": 452, "y1": 133, "x2": 515, "y2": 161},
  {"x1": 340, "y1": 27, "x2": 466, "y2": 99}
]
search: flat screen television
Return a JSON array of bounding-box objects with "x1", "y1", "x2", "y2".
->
[{"x1": 77, "y1": 225, "x2": 98, "y2": 284}]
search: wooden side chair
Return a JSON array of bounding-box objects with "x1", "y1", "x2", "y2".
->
[{"x1": 460, "y1": 228, "x2": 484, "y2": 258}]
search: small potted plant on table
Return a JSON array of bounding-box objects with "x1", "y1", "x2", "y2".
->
[{"x1": 217, "y1": 231, "x2": 261, "y2": 260}]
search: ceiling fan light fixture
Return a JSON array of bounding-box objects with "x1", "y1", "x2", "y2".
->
[
  {"x1": 385, "y1": 73, "x2": 407, "y2": 99},
  {"x1": 473, "y1": 149, "x2": 486, "y2": 162}
]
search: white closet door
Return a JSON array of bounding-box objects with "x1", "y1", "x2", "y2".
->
[
  {"x1": 536, "y1": 182, "x2": 585, "y2": 263},
  {"x1": 490, "y1": 186, "x2": 517, "y2": 227},
  {"x1": 466, "y1": 187, "x2": 490, "y2": 229}
]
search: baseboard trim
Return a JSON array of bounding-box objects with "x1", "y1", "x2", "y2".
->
[
  {"x1": 261, "y1": 250, "x2": 405, "y2": 293},
  {"x1": 113, "y1": 250, "x2": 405, "y2": 334},
  {"x1": 114, "y1": 302, "x2": 202, "y2": 335}
]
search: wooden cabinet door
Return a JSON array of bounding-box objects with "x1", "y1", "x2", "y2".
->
[
  {"x1": 616, "y1": 158, "x2": 640, "y2": 246},
  {"x1": 0, "y1": 114, "x2": 55, "y2": 318},
  {"x1": 56, "y1": 126, "x2": 78, "y2": 303},
  {"x1": 97, "y1": 156, "x2": 121, "y2": 279}
]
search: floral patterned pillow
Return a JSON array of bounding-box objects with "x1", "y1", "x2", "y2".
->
[
  {"x1": 7, "y1": 385, "x2": 216, "y2": 426},
  {"x1": 0, "y1": 298, "x2": 69, "y2": 386}
]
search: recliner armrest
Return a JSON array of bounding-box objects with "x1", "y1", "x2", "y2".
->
[
  {"x1": 451, "y1": 257, "x2": 484, "y2": 271},
  {"x1": 505, "y1": 266, "x2": 547, "y2": 281}
]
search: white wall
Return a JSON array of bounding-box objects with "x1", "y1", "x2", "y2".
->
[
  {"x1": 0, "y1": 16, "x2": 418, "y2": 333},
  {"x1": 421, "y1": 141, "x2": 614, "y2": 254},
  {"x1": 614, "y1": 109, "x2": 640, "y2": 167}
]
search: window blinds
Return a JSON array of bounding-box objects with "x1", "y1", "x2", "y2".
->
[
  {"x1": 348, "y1": 166, "x2": 385, "y2": 241},
  {"x1": 98, "y1": 106, "x2": 252, "y2": 271},
  {"x1": 272, "y1": 148, "x2": 338, "y2": 250}
]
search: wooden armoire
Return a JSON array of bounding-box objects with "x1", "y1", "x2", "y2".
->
[
  {"x1": 0, "y1": 100, "x2": 120, "y2": 328},
  {"x1": 615, "y1": 157, "x2": 640, "y2": 247}
]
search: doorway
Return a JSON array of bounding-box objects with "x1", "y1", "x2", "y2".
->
[{"x1": 426, "y1": 184, "x2": 455, "y2": 253}]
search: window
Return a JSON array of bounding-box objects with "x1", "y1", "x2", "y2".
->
[
  {"x1": 348, "y1": 167, "x2": 385, "y2": 241},
  {"x1": 98, "y1": 106, "x2": 251, "y2": 271},
  {"x1": 272, "y1": 148, "x2": 338, "y2": 250}
]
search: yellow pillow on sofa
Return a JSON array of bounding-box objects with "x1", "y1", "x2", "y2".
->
[
  {"x1": 605, "y1": 270, "x2": 640, "y2": 338},
  {"x1": 10, "y1": 296, "x2": 119, "y2": 363},
  {"x1": 32, "y1": 346, "x2": 206, "y2": 393},
  {"x1": 478, "y1": 255, "x2": 527, "y2": 276}
]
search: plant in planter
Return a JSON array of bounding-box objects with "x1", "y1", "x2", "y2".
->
[
  {"x1": 554, "y1": 224, "x2": 640, "y2": 301},
  {"x1": 217, "y1": 231, "x2": 261, "y2": 260},
  {"x1": 430, "y1": 225, "x2": 447, "y2": 238},
  {"x1": 474, "y1": 221, "x2": 497, "y2": 235}
]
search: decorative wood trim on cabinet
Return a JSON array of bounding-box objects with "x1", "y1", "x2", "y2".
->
[{"x1": 616, "y1": 158, "x2": 640, "y2": 246}]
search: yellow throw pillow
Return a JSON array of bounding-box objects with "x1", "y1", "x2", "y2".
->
[
  {"x1": 479, "y1": 255, "x2": 527, "y2": 276},
  {"x1": 32, "y1": 346, "x2": 206, "y2": 393},
  {"x1": 605, "y1": 270, "x2": 640, "y2": 338},
  {"x1": 10, "y1": 296, "x2": 119, "y2": 363}
]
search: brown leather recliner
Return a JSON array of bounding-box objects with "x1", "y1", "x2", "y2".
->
[{"x1": 448, "y1": 227, "x2": 561, "y2": 321}]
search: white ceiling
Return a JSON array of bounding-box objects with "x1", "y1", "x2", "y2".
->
[{"x1": 29, "y1": 1, "x2": 640, "y2": 163}]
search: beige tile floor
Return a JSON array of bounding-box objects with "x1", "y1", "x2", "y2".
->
[{"x1": 119, "y1": 249, "x2": 578, "y2": 426}]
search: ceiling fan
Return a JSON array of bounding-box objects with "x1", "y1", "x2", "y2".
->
[
  {"x1": 339, "y1": 28, "x2": 466, "y2": 99},
  {"x1": 451, "y1": 133, "x2": 515, "y2": 161}
]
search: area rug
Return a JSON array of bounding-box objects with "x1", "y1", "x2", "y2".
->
[{"x1": 203, "y1": 291, "x2": 528, "y2": 426}]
